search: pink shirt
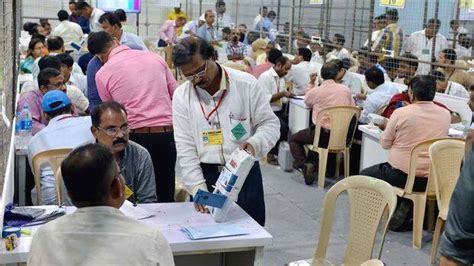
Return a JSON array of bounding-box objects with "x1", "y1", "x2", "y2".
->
[
  {"x1": 248, "y1": 62, "x2": 273, "y2": 79},
  {"x1": 304, "y1": 80, "x2": 355, "y2": 129},
  {"x1": 159, "y1": 20, "x2": 178, "y2": 45},
  {"x1": 17, "y1": 89, "x2": 46, "y2": 135},
  {"x1": 381, "y1": 101, "x2": 450, "y2": 177},
  {"x1": 96, "y1": 45, "x2": 177, "y2": 128}
]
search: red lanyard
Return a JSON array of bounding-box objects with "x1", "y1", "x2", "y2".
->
[{"x1": 196, "y1": 90, "x2": 227, "y2": 122}]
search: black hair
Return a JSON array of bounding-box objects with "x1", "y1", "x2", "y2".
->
[
  {"x1": 47, "y1": 36, "x2": 64, "y2": 51},
  {"x1": 23, "y1": 22, "x2": 36, "y2": 32},
  {"x1": 364, "y1": 66, "x2": 385, "y2": 86},
  {"x1": 172, "y1": 37, "x2": 215, "y2": 67},
  {"x1": 382, "y1": 57, "x2": 399, "y2": 71},
  {"x1": 222, "y1": 27, "x2": 231, "y2": 34},
  {"x1": 77, "y1": 2, "x2": 91, "y2": 10},
  {"x1": 216, "y1": 1, "x2": 226, "y2": 8},
  {"x1": 297, "y1": 47, "x2": 312, "y2": 62},
  {"x1": 375, "y1": 14, "x2": 386, "y2": 20},
  {"x1": 56, "y1": 53, "x2": 75, "y2": 68},
  {"x1": 38, "y1": 67, "x2": 61, "y2": 88},
  {"x1": 450, "y1": 19, "x2": 458, "y2": 26},
  {"x1": 259, "y1": 6, "x2": 268, "y2": 12},
  {"x1": 267, "y1": 48, "x2": 283, "y2": 64},
  {"x1": 57, "y1": 10, "x2": 69, "y2": 21},
  {"x1": 27, "y1": 38, "x2": 45, "y2": 57},
  {"x1": 268, "y1": 11, "x2": 277, "y2": 18},
  {"x1": 31, "y1": 34, "x2": 46, "y2": 42},
  {"x1": 399, "y1": 53, "x2": 419, "y2": 70},
  {"x1": 409, "y1": 75, "x2": 437, "y2": 101},
  {"x1": 38, "y1": 56, "x2": 62, "y2": 71},
  {"x1": 429, "y1": 70, "x2": 446, "y2": 81},
  {"x1": 114, "y1": 9, "x2": 127, "y2": 22},
  {"x1": 40, "y1": 20, "x2": 51, "y2": 28},
  {"x1": 427, "y1": 18, "x2": 441, "y2": 29},
  {"x1": 386, "y1": 9, "x2": 398, "y2": 21},
  {"x1": 274, "y1": 56, "x2": 289, "y2": 66},
  {"x1": 69, "y1": 1, "x2": 77, "y2": 6},
  {"x1": 91, "y1": 101, "x2": 128, "y2": 128},
  {"x1": 334, "y1": 33, "x2": 345, "y2": 45},
  {"x1": 30, "y1": 24, "x2": 42, "y2": 36},
  {"x1": 441, "y1": 48, "x2": 457, "y2": 62},
  {"x1": 99, "y1": 12, "x2": 122, "y2": 28},
  {"x1": 320, "y1": 62, "x2": 340, "y2": 80},
  {"x1": 61, "y1": 143, "x2": 117, "y2": 206},
  {"x1": 87, "y1": 31, "x2": 114, "y2": 55}
]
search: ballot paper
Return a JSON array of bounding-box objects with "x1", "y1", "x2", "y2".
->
[
  {"x1": 119, "y1": 200, "x2": 154, "y2": 220},
  {"x1": 180, "y1": 223, "x2": 250, "y2": 240}
]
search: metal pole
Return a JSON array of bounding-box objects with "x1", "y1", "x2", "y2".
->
[
  {"x1": 288, "y1": 0, "x2": 295, "y2": 53},
  {"x1": 145, "y1": 0, "x2": 149, "y2": 36},
  {"x1": 453, "y1": 0, "x2": 461, "y2": 48},
  {"x1": 235, "y1": 0, "x2": 239, "y2": 26},
  {"x1": 324, "y1": 0, "x2": 331, "y2": 40},
  {"x1": 277, "y1": 0, "x2": 281, "y2": 31},
  {"x1": 431, "y1": 0, "x2": 440, "y2": 72},
  {"x1": 298, "y1": 0, "x2": 303, "y2": 29},
  {"x1": 136, "y1": 13, "x2": 140, "y2": 36},
  {"x1": 423, "y1": 0, "x2": 429, "y2": 28},
  {"x1": 367, "y1": 0, "x2": 375, "y2": 50},
  {"x1": 199, "y1": 0, "x2": 203, "y2": 17},
  {"x1": 350, "y1": 0, "x2": 358, "y2": 48},
  {"x1": 319, "y1": 1, "x2": 325, "y2": 37}
]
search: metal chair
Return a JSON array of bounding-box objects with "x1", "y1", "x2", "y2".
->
[
  {"x1": 286, "y1": 175, "x2": 397, "y2": 266},
  {"x1": 428, "y1": 139, "x2": 465, "y2": 263},
  {"x1": 32, "y1": 148, "x2": 72, "y2": 205},
  {"x1": 306, "y1": 106, "x2": 361, "y2": 188}
]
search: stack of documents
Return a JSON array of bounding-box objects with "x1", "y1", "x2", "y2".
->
[
  {"x1": 180, "y1": 223, "x2": 250, "y2": 240},
  {"x1": 119, "y1": 200, "x2": 154, "y2": 220}
]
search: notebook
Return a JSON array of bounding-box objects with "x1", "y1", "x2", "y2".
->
[{"x1": 180, "y1": 223, "x2": 250, "y2": 240}]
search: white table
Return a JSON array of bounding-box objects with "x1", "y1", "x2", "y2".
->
[
  {"x1": 359, "y1": 125, "x2": 389, "y2": 170},
  {"x1": 288, "y1": 98, "x2": 311, "y2": 135},
  {"x1": 0, "y1": 203, "x2": 272, "y2": 266}
]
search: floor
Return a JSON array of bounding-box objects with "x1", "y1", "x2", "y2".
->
[{"x1": 260, "y1": 163, "x2": 433, "y2": 266}]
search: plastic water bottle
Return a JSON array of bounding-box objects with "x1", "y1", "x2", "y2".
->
[{"x1": 17, "y1": 104, "x2": 32, "y2": 149}]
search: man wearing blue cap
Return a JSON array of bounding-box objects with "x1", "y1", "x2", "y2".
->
[{"x1": 28, "y1": 90, "x2": 94, "y2": 205}]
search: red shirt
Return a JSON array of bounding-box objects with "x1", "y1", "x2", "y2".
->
[{"x1": 383, "y1": 92, "x2": 451, "y2": 118}]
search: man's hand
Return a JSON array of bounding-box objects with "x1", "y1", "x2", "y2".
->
[
  {"x1": 240, "y1": 141, "x2": 256, "y2": 156},
  {"x1": 282, "y1": 90, "x2": 294, "y2": 98},
  {"x1": 194, "y1": 203, "x2": 209, "y2": 213},
  {"x1": 309, "y1": 73, "x2": 318, "y2": 86},
  {"x1": 356, "y1": 93, "x2": 367, "y2": 100}
]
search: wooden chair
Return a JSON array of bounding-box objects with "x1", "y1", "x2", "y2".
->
[
  {"x1": 32, "y1": 148, "x2": 72, "y2": 205},
  {"x1": 286, "y1": 175, "x2": 397, "y2": 266},
  {"x1": 306, "y1": 106, "x2": 361, "y2": 188},
  {"x1": 392, "y1": 137, "x2": 455, "y2": 249},
  {"x1": 428, "y1": 139, "x2": 465, "y2": 263}
]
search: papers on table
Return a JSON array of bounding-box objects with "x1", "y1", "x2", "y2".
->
[
  {"x1": 119, "y1": 200, "x2": 154, "y2": 220},
  {"x1": 180, "y1": 223, "x2": 250, "y2": 240}
]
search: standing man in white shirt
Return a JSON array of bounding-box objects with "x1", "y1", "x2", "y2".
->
[
  {"x1": 403, "y1": 18, "x2": 448, "y2": 75},
  {"x1": 430, "y1": 70, "x2": 469, "y2": 99},
  {"x1": 215, "y1": 1, "x2": 232, "y2": 35},
  {"x1": 449, "y1": 19, "x2": 468, "y2": 44},
  {"x1": 78, "y1": 2, "x2": 105, "y2": 32},
  {"x1": 285, "y1": 47, "x2": 318, "y2": 95},
  {"x1": 253, "y1": 6, "x2": 268, "y2": 30},
  {"x1": 180, "y1": 14, "x2": 205, "y2": 39},
  {"x1": 359, "y1": 66, "x2": 398, "y2": 124},
  {"x1": 28, "y1": 143, "x2": 174, "y2": 265},
  {"x1": 172, "y1": 37, "x2": 280, "y2": 226},
  {"x1": 27, "y1": 90, "x2": 94, "y2": 205},
  {"x1": 52, "y1": 10, "x2": 83, "y2": 51},
  {"x1": 257, "y1": 55, "x2": 292, "y2": 165}
]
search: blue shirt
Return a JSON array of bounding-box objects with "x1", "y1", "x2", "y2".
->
[
  {"x1": 69, "y1": 15, "x2": 90, "y2": 34},
  {"x1": 197, "y1": 24, "x2": 218, "y2": 43},
  {"x1": 255, "y1": 17, "x2": 273, "y2": 31},
  {"x1": 86, "y1": 40, "x2": 148, "y2": 111}
]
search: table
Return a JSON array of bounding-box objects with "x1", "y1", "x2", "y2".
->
[
  {"x1": 0, "y1": 203, "x2": 273, "y2": 266},
  {"x1": 359, "y1": 125, "x2": 389, "y2": 170},
  {"x1": 288, "y1": 98, "x2": 311, "y2": 135},
  {"x1": 14, "y1": 148, "x2": 28, "y2": 206}
]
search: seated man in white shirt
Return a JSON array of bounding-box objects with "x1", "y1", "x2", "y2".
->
[
  {"x1": 56, "y1": 53, "x2": 87, "y2": 96},
  {"x1": 28, "y1": 143, "x2": 174, "y2": 265},
  {"x1": 430, "y1": 70, "x2": 469, "y2": 99},
  {"x1": 285, "y1": 47, "x2": 318, "y2": 95},
  {"x1": 358, "y1": 66, "x2": 398, "y2": 124},
  {"x1": 334, "y1": 58, "x2": 363, "y2": 96},
  {"x1": 326, "y1": 33, "x2": 351, "y2": 61},
  {"x1": 28, "y1": 90, "x2": 94, "y2": 205}
]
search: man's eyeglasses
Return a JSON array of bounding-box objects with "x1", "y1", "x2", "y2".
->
[
  {"x1": 182, "y1": 61, "x2": 207, "y2": 81},
  {"x1": 47, "y1": 82, "x2": 66, "y2": 89},
  {"x1": 97, "y1": 125, "x2": 129, "y2": 137}
]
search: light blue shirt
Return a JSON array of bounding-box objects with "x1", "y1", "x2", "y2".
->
[
  {"x1": 360, "y1": 82, "x2": 399, "y2": 124},
  {"x1": 120, "y1": 31, "x2": 148, "y2": 51},
  {"x1": 197, "y1": 24, "x2": 218, "y2": 43}
]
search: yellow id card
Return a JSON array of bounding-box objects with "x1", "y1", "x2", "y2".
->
[
  {"x1": 125, "y1": 185, "x2": 134, "y2": 199},
  {"x1": 202, "y1": 129, "x2": 224, "y2": 145}
]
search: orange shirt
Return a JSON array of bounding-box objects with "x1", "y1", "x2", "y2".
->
[
  {"x1": 304, "y1": 79, "x2": 355, "y2": 129},
  {"x1": 381, "y1": 101, "x2": 450, "y2": 177}
]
